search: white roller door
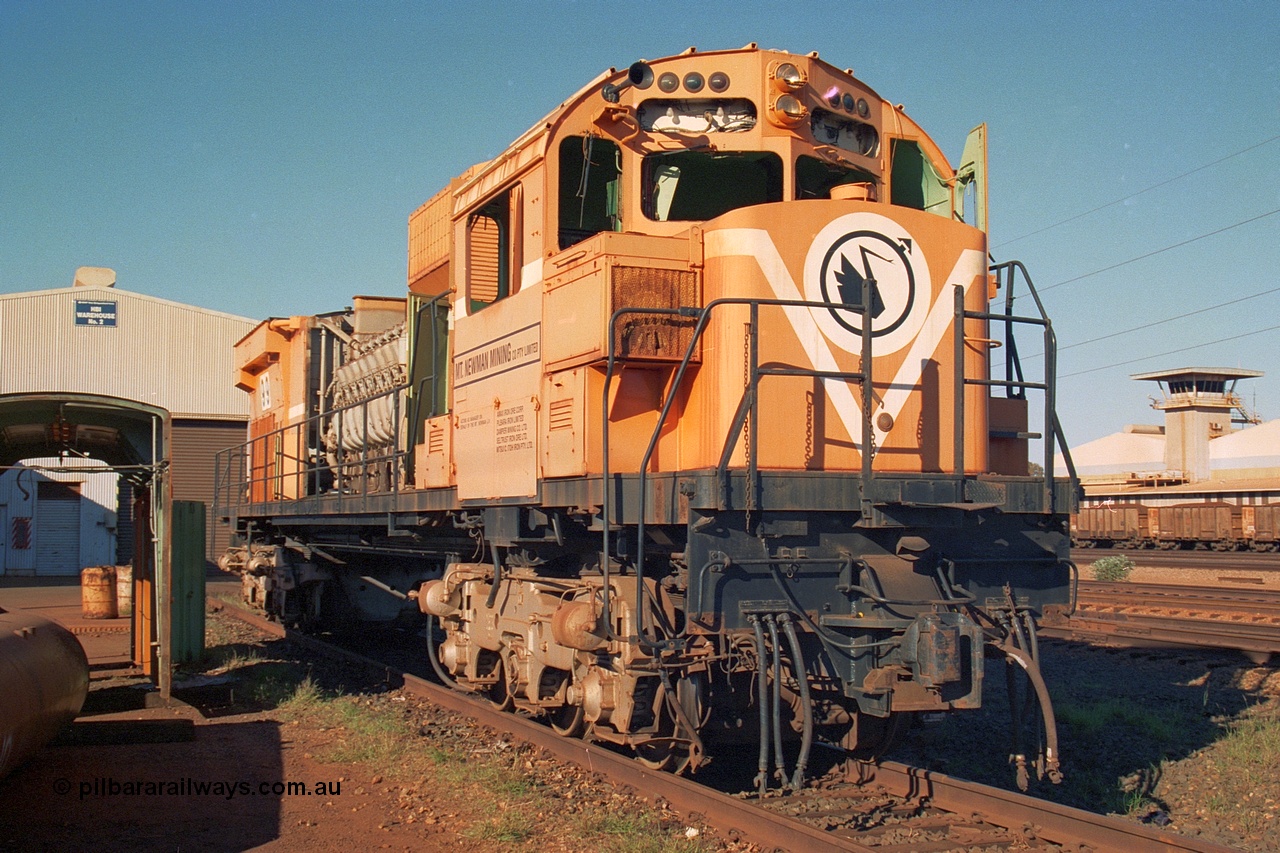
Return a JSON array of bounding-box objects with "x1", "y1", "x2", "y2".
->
[{"x1": 35, "y1": 481, "x2": 82, "y2": 576}]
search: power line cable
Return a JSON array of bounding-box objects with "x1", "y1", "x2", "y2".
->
[
  {"x1": 995, "y1": 133, "x2": 1280, "y2": 249},
  {"x1": 1061, "y1": 323, "x2": 1280, "y2": 379},
  {"x1": 1038, "y1": 207, "x2": 1280, "y2": 293},
  {"x1": 1058, "y1": 285, "x2": 1280, "y2": 352}
]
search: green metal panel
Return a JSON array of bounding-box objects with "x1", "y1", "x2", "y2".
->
[
  {"x1": 171, "y1": 500, "x2": 206, "y2": 664},
  {"x1": 955, "y1": 123, "x2": 988, "y2": 232},
  {"x1": 889, "y1": 138, "x2": 950, "y2": 216}
]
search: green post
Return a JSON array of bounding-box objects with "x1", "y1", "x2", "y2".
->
[{"x1": 171, "y1": 500, "x2": 207, "y2": 664}]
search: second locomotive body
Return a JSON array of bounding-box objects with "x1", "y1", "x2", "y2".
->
[{"x1": 218, "y1": 45, "x2": 1077, "y2": 787}]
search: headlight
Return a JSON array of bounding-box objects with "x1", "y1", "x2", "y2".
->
[
  {"x1": 769, "y1": 93, "x2": 807, "y2": 126},
  {"x1": 771, "y1": 61, "x2": 806, "y2": 92}
]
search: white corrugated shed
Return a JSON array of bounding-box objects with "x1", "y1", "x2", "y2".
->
[
  {"x1": 1058, "y1": 419, "x2": 1280, "y2": 482},
  {"x1": 1056, "y1": 429, "x2": 1166, "y2": 478},
  {"x1": 0, "y1": 284, "x2": 257, "y2": 419},
  {"x1": 1209, "y1": 419, "x2": 1280, "y2": 474}
]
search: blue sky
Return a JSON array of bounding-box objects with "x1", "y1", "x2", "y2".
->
[{"x1": 3, "y1": 1, "x2": 1278, "y2": 445}]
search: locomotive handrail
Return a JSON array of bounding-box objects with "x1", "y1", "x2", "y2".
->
[
  {"x1": 955, "y1": 262, "x2": 1080, "y2": 514},
  {"x1": 603, "y1": 267, "x2": 1071, "y2": 649},
  {"x1": 999, "y1": 260, "x2": 1081, "y2": 495},
  {"x1": 213, "y1": 382, "x2": 410, "y2": 527},
  {"x1": 213, "y1": 445, "x2": 249, "y2": 517},
  {"x1": 602, "y1": 288, "x2": 874, "y2": 649},
  {"x1": 708, "y1": 290, "x2": 877, "y2": 519}
]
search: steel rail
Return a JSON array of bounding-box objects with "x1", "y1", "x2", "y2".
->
[
  {"x1": 1078, "y1": 581, "x2": 1280, "y2": 614},
  {"x1": 1078, "y1": 548, "x2": 1280, "y2": 571},
  {"x1": 1042, "y1": 610, "x2": 1279, "y2": 662},
  {"x1": 1046, "y1": 580, "x2": 1280, "y2": 661},
  {"x1": 859, "y1": 762, "x2": 1240, "y2": 853}
]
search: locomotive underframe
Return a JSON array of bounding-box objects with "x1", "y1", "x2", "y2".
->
[{"x1": 220, "y1": 467, "x2": 1072, "y2": 774}]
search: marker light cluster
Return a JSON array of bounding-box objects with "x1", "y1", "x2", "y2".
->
[
  {"x1": 630, "y1": 60, "x2": 870, "y2": 134},
  {"x1": 823, "y1": 86, "x2": 870, "y2": 118},
  {"x1": 655, "y1": 70, "x2": 732, "y2": 94}
]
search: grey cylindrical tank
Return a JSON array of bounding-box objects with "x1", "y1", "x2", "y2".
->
[{"x1": 0, "y1": 608, "x2": 90, "y2": 779}]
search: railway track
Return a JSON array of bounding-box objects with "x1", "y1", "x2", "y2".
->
[
  {"x1": 215, "y1": 598, "x2": 1237, "y2": 852},
  {"x1": 1079, "y1": 581, "x2": 1280, "y2": 615},
  {"x1": 1078, "y1": 548, "x2": 1280, "y2": 575},
  {"x1": 1043, "y1": 581, "x2": 1280, "y2": 663}
]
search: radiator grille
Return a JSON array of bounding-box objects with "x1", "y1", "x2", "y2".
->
[
  {"x1": 408, "y1": 189, "x2": 451, "y2": 284},
  {"x1": 611, "y1": 266, "x2": 699, "y2": 361}
]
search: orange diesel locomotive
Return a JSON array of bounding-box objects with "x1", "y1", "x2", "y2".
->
[{"x1": 217, "y1": 45, "x2": 1078, "y2": 790}]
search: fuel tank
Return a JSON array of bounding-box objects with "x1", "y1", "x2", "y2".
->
[{"x1": 0, "y1": 608, "x2": 90, "y2": 779}]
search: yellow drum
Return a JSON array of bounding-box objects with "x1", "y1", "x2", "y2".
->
[{"x1": 80, "y1": 565, "x2": 118, "y2": 619}]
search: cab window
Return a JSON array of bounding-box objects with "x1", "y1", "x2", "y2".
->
[
  {"x1": 796, "y1": 156, "x2": 877, "y2": 199},
  {"x1": 642, "y1": 151, "x2": 782, "y2": 221},
  {"x1": 889, "y1": 139, "x2": 950, "y2": 216},
  {"x1": 559, "y1": 136, "x2": 621, "y2": 249},
  {"x1": 467, "y1": 187, "x2": 518, "y2": 312}
]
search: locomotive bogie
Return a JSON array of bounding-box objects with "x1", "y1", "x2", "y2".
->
[{"x1": 422, "y1": 561, "x2": 678, "y2": 737}]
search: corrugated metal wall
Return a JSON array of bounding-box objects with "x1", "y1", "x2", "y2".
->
[
  {"x1": 2, "y1": 283, "x2": 257, "y2": 576},
  {"x1": 0, "y1": 457, "x2": 119, "y2": 576},
  {"x1": 170, "y1": 419, "x2": 247, "y2": 569},
  {"x1": 0, "y1": 285, "x2": 256, "y2": 418}
]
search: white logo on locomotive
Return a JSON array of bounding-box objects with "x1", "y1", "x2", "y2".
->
[{"x1": 803, "y1": 213, "x2": 931, "y2": 357}]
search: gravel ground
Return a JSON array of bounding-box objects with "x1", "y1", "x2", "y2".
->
[
  {"x1": 5, "y1": 606, "x2": 759, "y2": 853},
  {"x1": 215, "y1": 604, "x2": 1280, "y2": 851},
  {"x1": 891, "y1": 636, "x2": 1280, "y2": 851},
  {"x1": 269, "y1": 603, "x2": 1280, "y2": 851}
]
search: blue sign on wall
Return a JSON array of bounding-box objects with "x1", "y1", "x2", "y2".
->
[{"x1": 75, "y1": 299, "x2": 117, "y2": 327}]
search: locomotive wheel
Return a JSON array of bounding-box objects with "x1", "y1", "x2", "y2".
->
[
  {"x1": 634, "y1": 704, "x2": 691, "y2": 773},
  {"x1": 478, "y1": 652, "x2": 514, "y2": 712},
  {"x1": 548, "y1": 703, "x2": 585, "y2": 737},
  {"x1": 634, "y1": 735, "x2": 688, "y2": 772}
]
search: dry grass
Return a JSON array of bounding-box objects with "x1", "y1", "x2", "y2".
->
[{"x1": 228, "y1": 649, "x2": 715, "y2": 852}]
